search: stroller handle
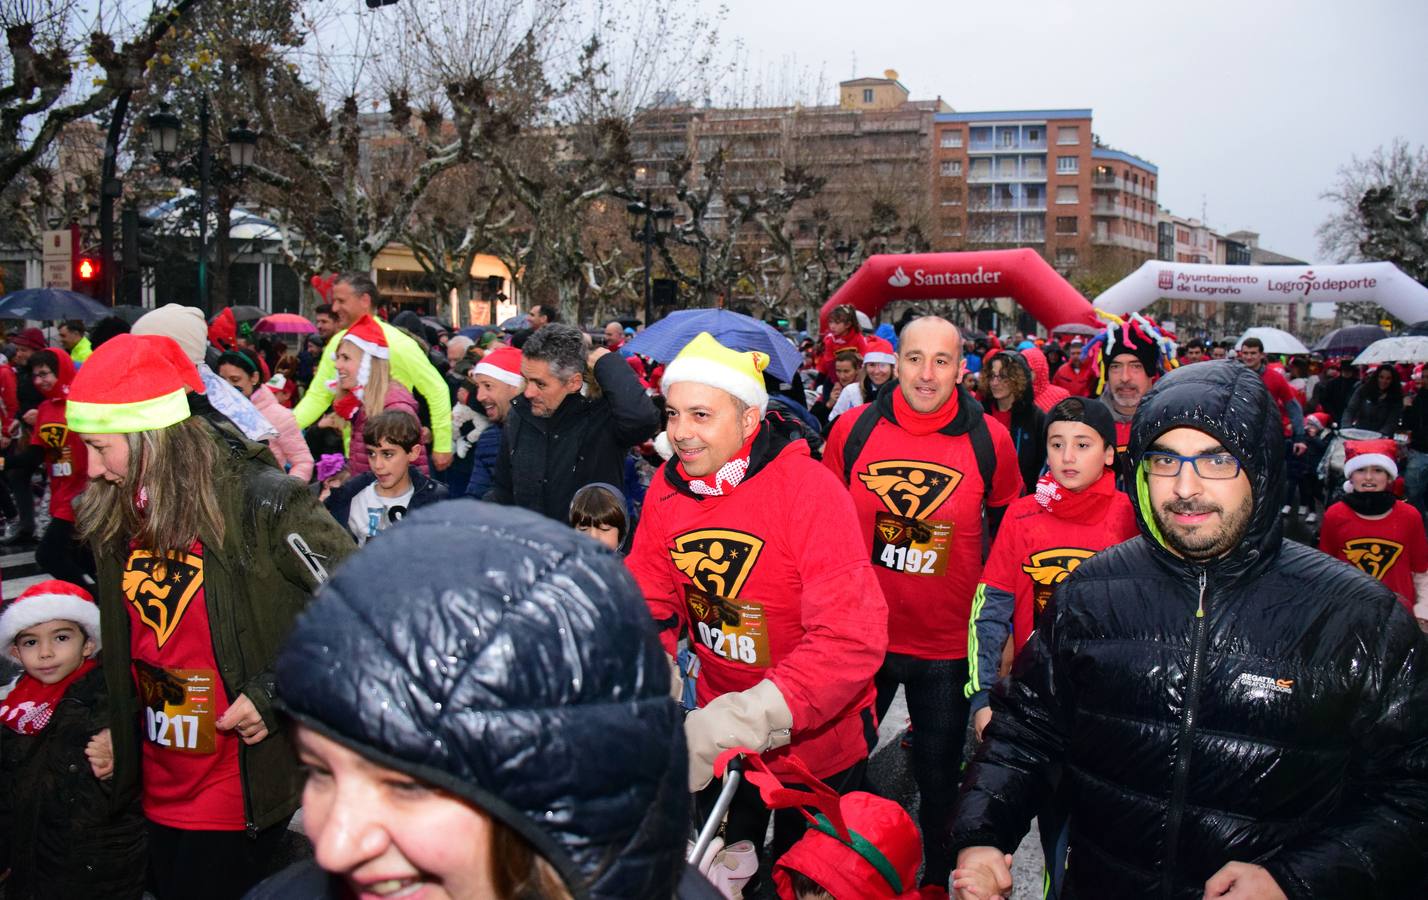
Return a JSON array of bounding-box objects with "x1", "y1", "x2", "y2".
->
[{"x1": 688, "y1": 755, "x2": 745, "y2": 865}]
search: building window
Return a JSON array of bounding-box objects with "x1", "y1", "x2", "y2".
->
[
  {"x1": 1056, "y1": 185, "x2": 1079, "y2": 205},
  {"x1": 863, "y1": 88, "x2": 874, "y2": 103},
  {"x1": 941, "y1": 189, "x2": 962, "y2": 206},
  {"x1": 1056, "y1": 216, "x2": 1078, "y2": 235},
  {"x1": 1177, "y1": 227, "x2": 1191, "y2": 244},
  {"x1": 1057, "y1": 126, "x2": 1080, "y2": 145},
  {"x1": 1001, "y1": 129, "x2": 1014, "y2": 147},
  {"x1": 940, "y1": 130, "x2": 963, "y2": 148},
  {"x1": 940, "y1": 160, "x2": 962, "y2": 177},
  {"x1": 996, "y1": 157, "x2": 1017, "y2": 178},
  {"x1": 970, "y1": 158, "x2": 992, "y2": 179},
  {"x1": 1056, "y1": 248, "x2": 1078, "y2": 266},
  {"x1": 942, "y1": 216, "x2": 962, "y2": 236},
  {"x1": 1056, "y1": 155, "x2": 1079, "y2": 174},
  {"x1": 1027, "y1": 128, "x2": 1041, "y2": 143},
  {"x1": 1024, "y1": 157, "x2": 1045, "y2": 177}
]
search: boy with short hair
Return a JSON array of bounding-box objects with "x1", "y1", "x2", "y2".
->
[
  {"x1": 1318, "y1": 439, "x2": 1428, "y2": 629},
  {"x1": 324, "y1": 410, "x2": 447, "y2": 546},
  {"x1": 0, "y1": 580, "x2": 146, "y2": 899}
]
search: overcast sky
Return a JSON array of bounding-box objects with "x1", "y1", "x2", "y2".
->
[{"x1": 707, "y1": 0, "x2": 1427, "y2": 262}]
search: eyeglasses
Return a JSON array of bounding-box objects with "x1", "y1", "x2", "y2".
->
[{"x1": 1141, "y1": 451, "x2": 1242, "y2": 480}]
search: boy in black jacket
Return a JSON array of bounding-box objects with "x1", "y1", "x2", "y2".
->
[
  {"x1": 326, "y1": 410, "x2": 448, "y2": 545},
  {"x1": 0, "y1": 580, "x2": 145, "y2": 899}
]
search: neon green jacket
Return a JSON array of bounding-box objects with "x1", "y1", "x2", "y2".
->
[
  {"x1": 294, "y1": 319, "x2": 453, "y2": 453},
  {"x1": 69, "y1": 335, "x2": 93, "y2": 364}
]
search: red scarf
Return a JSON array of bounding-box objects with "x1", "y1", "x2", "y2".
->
[
  {"x1": 677, "y1": 428, "x2": 758, "y2": 497},
  {"x1": 1034, "y1": 468, "x2": 1118, "y2": 521},
  {"x1": 0, "y1": 658, "x2": 98, "y2": 735},
  {"x1": 891, "y1": 385, "x2": 960, "y2": 436}
]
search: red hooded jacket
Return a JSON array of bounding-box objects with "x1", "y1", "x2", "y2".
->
[{"x1": 29, "y1": 348, "x2": 86, "y2": 521}]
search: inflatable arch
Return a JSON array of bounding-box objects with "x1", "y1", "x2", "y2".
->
[
  {"x1": 818, "y1": 249, "x2": 1098, "y2": 334},
  {"x1": 1095, "y1": 260, "x2": 1428, "y2": 324}
]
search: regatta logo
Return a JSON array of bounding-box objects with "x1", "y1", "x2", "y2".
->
[
  {"x1": 1265, "y1": 269, "x2": 1378, "y2": 299},
  {"x1": 1021, "y1": 548, "x2": 1096, "y2": 614},
  {"x1": 886, "y1": 265, "x2": 1002, "y2": 289},
  {"x1": 1232, "y1": 672, "x2": 1295, "y2": 697},
  {"x1": 1341, "y1": 537, "x2": 1403, "y2": 580},
  {"x1": 670, "y1": 529, "x2": 764, "y2": 599},
  {"x1": 859, "y1": 460, "x2": 962, "y2": 520}
]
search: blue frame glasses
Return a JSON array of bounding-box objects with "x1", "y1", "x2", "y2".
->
[{"x1": 1141, "y1": 451, "x2": 1242, "y2": 480}]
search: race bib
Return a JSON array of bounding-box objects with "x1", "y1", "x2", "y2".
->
[
  {"x1": 871, "y1": 512, "x2": 951, "y2": 576},
  {"x1": 135, "y1": 663, "x2": 219, "y2": 754},
  {"x1": 684, "y1": 586, "x2": 770, "y2": 667},
  {"x1": 51, "y1": 461, "x2": 71, "y2": 478}
]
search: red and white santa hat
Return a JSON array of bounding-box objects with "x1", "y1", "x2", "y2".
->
[
  {"x1": 340, "y1": 315, "x2": 389, "y2": 387},
  {"x1": 473, "y1": 346, "x2": 524, "y2": 388},
  {"x1": 1343, "y1": 438, "x2": 1398, "y2": 492},
  {"x1": 0, "y1": 580, "x2": 102, "y2": 651},
  {"x1": 862, "y1": 336, "x2": 896, "y2": 367}
]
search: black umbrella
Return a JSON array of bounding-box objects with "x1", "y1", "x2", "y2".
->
[
  {"x1": 0, "y1": 288, "x2": 110, "y2": 323},
  {"x1": 1405, "y1": 320, "x2": 1428, "y2": 337},
  {"x1": 1311, "y1": 324, "x2": 1388, "y2": 356},
  {"x1": 108, "y1": 305, "x2": 150, "y2": 325},
  {"x1": 210, "y1": 305, "x2": 265, "y2": 324}
]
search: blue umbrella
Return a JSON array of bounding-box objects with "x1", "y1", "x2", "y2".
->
[
  {"x1": 0, "y1": 288, "x2": 110, "y2": 323},
  {"x1": 624, "y1": 308, "x2": 802, "y2": 382}
]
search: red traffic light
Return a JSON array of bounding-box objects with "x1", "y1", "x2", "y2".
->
[{"x1": 76, "y1": 257, "x2": 99, "y2": 280}]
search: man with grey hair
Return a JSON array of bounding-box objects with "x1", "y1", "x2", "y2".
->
[
  {"x1": 445, "y1": 334, "x2": 474, "y2": 368},
  {"x1": 488, "y1": 323, "x2": 659, "y2": 520}
]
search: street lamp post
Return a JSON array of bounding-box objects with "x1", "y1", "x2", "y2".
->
[{"x1": 626, "y1": 190, "x2": 675, "y2": 326}]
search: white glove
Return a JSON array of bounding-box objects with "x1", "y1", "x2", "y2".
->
[
  {"x1": 1413, "y1": 571, "x2": 1428, "y2": 621},
  {"x1": 684, "y1": 679, "x2": 793, "y2": 791}
]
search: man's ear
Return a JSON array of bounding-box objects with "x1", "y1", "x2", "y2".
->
[{"x1": 743, "y1": 403, "x2": 763, "y2": 437}]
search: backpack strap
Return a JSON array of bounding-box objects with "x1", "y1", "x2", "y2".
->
[
  {"x1": 841, "y1": 401, "x2": 884, "y2": 486},
  {"x1": 843, "y1": 388, "x2": 999, "y2": 500},
  {"x1": 965, "y1": 400, "x2": 998, "y2": 496}
]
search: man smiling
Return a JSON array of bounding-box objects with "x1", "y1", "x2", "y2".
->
[{"x1": 951, "y1": 360, "x2": 1428, "y2": 899}]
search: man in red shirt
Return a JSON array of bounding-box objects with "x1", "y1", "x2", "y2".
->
[
  {"x1": 1050, "y1": 337, "x2": 1093, "y2": 397},
  {"x1": 627, "y1": 331, "x2": 887, "y2": 880},
  {"x1": 1237, "y1": 336, "x2": 1307, "y2": 458},
  {"x1": 823, "y1": 315, "x2": 1022, "y2": 892}
]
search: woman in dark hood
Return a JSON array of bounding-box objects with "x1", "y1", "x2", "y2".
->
[{"x1": 1343, "y1": 364, "x2": 1404, "y2": 436}]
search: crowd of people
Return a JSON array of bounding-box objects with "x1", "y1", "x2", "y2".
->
[{"x1": 0, "y1": 281, "x2": 1422, "y2": 900}]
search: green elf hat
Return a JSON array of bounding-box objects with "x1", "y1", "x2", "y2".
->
[{"x1": 68, "y1": 333, "x2": 205, "y2": 434}]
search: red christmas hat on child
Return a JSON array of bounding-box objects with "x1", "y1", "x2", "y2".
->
[
  {"x1": 473, "y1": 346, "x2": 524, "y2": 388},
  {"x1": 0, "y1": 580, "x2": 101, "y2": 651},
  {"x1": 67, "y1": 334, "x2": 204, "y2": 434},
  {"x1": 1343, "y1": 438, "x2": 1399, "y2": 491}
]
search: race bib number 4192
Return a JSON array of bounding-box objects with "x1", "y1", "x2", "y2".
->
[
  {"x1": 684, "y1": 586, "x2": 770, "y2": 667},
  {"x1": 872, "y1": 512, "x2": 951, "y2": 576}
]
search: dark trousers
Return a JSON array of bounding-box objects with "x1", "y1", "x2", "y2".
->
[
  {"x1": 4, "y1": 452, "x2": 35, "y2": 532},
  {"x1": 147, "y1": 817, "x2": 292, "y2": 900},
  {"x1": 874, "y1": 652, "x2": 972, "y2": 890},
  {"x1": 35, "y1": 517, "x2": 94, "y2": 586}
]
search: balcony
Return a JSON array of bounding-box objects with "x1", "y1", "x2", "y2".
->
[
  {"x1": 1092, "y1": 201, "x2": 1121, "y2": 216},
  {"x1": 1091, "y1": 174, "x2": 1125, "y2": 191},
  {"x1": 1092, "y1": 232, "x2": 1157, "y2": 253}
]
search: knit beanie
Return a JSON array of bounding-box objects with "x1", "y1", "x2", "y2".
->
[
  {"x1": 473, "y1": 346, "x2": 524, "y2": 387},
  {"x1": 67, "y1": 333, "x2": 204, "y2": 434},
  {"x1": 1046, "y1": 395, "x2": 1118, "y2": 450},
  {"x1": 0, "y1": 580, "x2": 101, "y2": 651},
  {"x1": 661, "y1": 332, "x2": 769, "y2": 413},
  {"x1": 1103, "y1": 329, "x2": 1161, "y2": 376},
  {"x1": 133, "y1": 303, "x2": 209, "y2": 365},
  {"x1": 11, "y1": 328, "x2": 46, "y2": 352},
  {"x1": 1343, "y1": 438, "x2": 1399, "y2": 489}
]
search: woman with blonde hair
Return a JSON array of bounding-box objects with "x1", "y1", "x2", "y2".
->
[{"x1": 330, "y1": 314, "x2": 426, "y2": 476}]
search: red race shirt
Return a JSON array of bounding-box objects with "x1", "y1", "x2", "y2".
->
[
  {"x1": 825, "y1": 405, "x2": 1022, "y2": 660},
  {"x1": 125, "y1": 542, "x2": 245, "y2": 830},
  {"x1": 1260, "y1": 365, "x2": 1300, "y2": 437},
  {"x1": 29, "y1": 398, "x2": 87, "y2": 521},
  {"x1": 1319, "y1": 499, "x2": 1428, "y2": 612}
]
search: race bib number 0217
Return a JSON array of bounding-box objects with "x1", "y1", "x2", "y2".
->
[
  {"x1": 684, "y1": 586, "x2": 770, "y2": 667},
  {"x1": 135, "y1": 664, "x2": 219, "y2": 754},
  {"x1": 872, "y1": 511, "x2": 951, "y2": 576}
]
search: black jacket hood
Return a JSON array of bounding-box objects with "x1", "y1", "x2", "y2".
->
[
  {"x1": 1128, "y1": 360, "x2": 1285, "y2": 576},
  {"x1": 275, "y1": 500, "x2": 688, "y2": 900}
]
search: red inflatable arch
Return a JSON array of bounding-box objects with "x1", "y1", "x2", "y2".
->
[{"x1": 818, "y1": 249, "x2": 1098, "y2": 334}]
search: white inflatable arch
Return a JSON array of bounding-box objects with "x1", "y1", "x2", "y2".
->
[{"x1": 1095, "y1": 260, "x2": 1428, "y2": 324}]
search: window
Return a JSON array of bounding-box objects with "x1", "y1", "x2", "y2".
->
[
  {"x1": 1056, "y1": 155, "x2": 1079, "y2": 174},
  {"x1": 1000, "y1": 129, "x2": 1014, "y2": 147},
  {"x1": 1056, "y1": 248, "x2": 1078, "y2": 266},
  {"x1": 996, "y1": 157, "x2": 1017, "y2": 177},
  {"x1": 1028, "y1": 128, "x2": 1040, "y2": 142},
  {"x1": 970, "y1": 158, "x2": 992, "y2": 179},
  {"x1": 1056, "y1": 185, "x2": 1079, "y2": 205},
  {"x1": 942, "y1": 216, "x2": 962, "y2": 236},
  {"x1": 863, "y1": 88, "x2": 874, "y2": 103},
  {"x1": 1024, "y1": 157, "x2": 1045, "y2": 177},
  {"x1": 940, "y1": 130, "x2": 963, "y2": 148},
  {"x1": 1176, "y1": 227, "x2": 1191, "y2": 244},
  {"x1": 941, "y1": 189, "x2": 962, "y2": 206},
  {"x1": 1056, "y1": 216, "x2": 1079, "y2": 235},
  {"x1": 1057, "y1": 126, "x2": 1080, "y2": 145},
  {"x1": 940, "y1": 160, "x2": 962, "y2": 177}
]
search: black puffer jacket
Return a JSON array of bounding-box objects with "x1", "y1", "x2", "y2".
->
[
  {"x1": 268, "y1": 500, "x2": 699, "y2": 900},
  {"x1": 951, "y1": 360, "x2": 1428, "y2": 899}
]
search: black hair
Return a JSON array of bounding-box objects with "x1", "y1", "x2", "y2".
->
[
  {"x1": 334, "y1": 272, "x2": 384, "y2": 310},
  {"x1": 315, "y1": 303, "x2": 335, "y2": 318},
  {"x1": 1185, "y1": 338, "x2": 1205, "y2": 351},
  {"x1": 569, "y1": 483, "x2": 628, "y2": 541},
  {"x1": 1240, "y1": 336, "x2": 1264, "y2": 352},
  {"x1": 30, "y1": 349, "x2": 59, "y2": 374},
  {"x1": 787, "y1": 869, "x2": 833, "y2": 899},
  {"x1": 89, "y1": 315, "x2": 130, "y2": 348},
  {"x1": 59, "y1": 319, "x2": 85, "y2": 335},
  {"x1": 216, "y1": 349, "x2": 260, "y2": 377},
  {"x1": 363, "y1": 409, "x2": 422, "y2": 452}
]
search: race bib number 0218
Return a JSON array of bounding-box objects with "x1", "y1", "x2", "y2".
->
[
  {"x1": 684, "y1": 586, "x2": 770, "y2": 667},
  {"x1": 872, "y1": 511, "x2": 951, "y2": 576}
]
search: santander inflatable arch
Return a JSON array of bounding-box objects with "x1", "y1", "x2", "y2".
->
[
  {"x1": 818, "y1": 249, "x2": 1098, "y2": 333},
  {"x1": 1096, "y1": 260, "x2": 1428, "y2": 323}
]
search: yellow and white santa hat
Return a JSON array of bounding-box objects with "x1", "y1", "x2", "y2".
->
[{"x1": 661, "y1": 332, "x2": 769, "y2": 413}]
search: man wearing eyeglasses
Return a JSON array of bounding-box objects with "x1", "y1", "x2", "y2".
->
[{"x1": 951, "y1": 360, "x2": 1428, "y2": 900}]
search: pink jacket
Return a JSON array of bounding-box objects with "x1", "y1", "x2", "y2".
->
[
  {"x1": 250, "y1": 385, "x2": 314, "y2": 481},
  {"x1": 347, "y1": 381, "x2": 427, "y2": 477}
]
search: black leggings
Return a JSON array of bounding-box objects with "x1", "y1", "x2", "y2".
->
[
  {"x1": 874, "y1": 652, "x2": 971, "y2": 890},
  {"x1": 147, "y1": 817, "x2": 292, "y2": 900},
  {"x1": 36, "y1": 518, "x2": 95, "y2": 587}
]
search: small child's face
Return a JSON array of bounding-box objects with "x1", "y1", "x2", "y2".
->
[
  {"x1": 1305, "y1": 421, "x2": 1322, "y2": 437},
  {"x1": 368, "y1": 439, "x2": 418, "y2": 492},
  {"x1": 10, "y1": 620, "x2": 94, "y2": 684},
  {"x1": 576, "y1": 523, "x2": 622, "y2": 551},
  {"x1": 1350, "y1": 465, "x2": 1391, "y2": 493}
]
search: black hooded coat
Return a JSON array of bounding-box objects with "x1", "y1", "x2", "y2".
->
[{"x1": 950, "y1": 360, "x2": 1428, "y2": 898}]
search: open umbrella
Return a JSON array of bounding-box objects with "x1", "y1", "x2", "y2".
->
[
  {"x1": 1353, "y1": 336, "x2": 1428, "y2": 366},
  {"x1": 0, "y1": 288, "x2": 110, "y2": 323},
  {"x1": 500, "y1": 314, "x2": 529, "y2": 330},
  {"x1": 1235, "y1": 327, "x2": 1308, "y2": 356},
  {"x1": 1312, "y1": 324, "x2": 1389, "y2": 357},
  {"x1": 255, "y1": 313, "x2": 317, "y2": 335},
  {"x1": 210, "y1": 305, "x2": 265, "y2": 324},
  {"x1": 1052, "y1": 322, "x2": 1098, "y2": 336},
  {"x1": 420, "y1": 315, "x2": 452, "y2": 337},
  {"x1": 107, "y1": 304, "x2": 150, "y2": 324},
  {"x1": 624, "y1": 308, "x2": 802, "y2": 382}
]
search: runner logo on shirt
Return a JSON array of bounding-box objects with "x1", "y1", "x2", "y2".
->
[
  {"x1": 36, "y1": 422, "x2": 68, "y2": 449},
  {"x1": 858, "y1": 460, "x2": 962, "y2": 520},
  {"x1": 1341, "y1": 538, "x2": 1404, "y2": 580},
  {"x1": 123, "y1": 551, "x2": 204, "y2": 649},
  {"x1": 671, "y1": 529, "x2": 764, "y2": 599},
  {"x1": 1021, "y1": 548, "x2": 1096, "y2": 614},
  {"x1": 672, "y1": 529, "x2": 770, "y2": 667}
]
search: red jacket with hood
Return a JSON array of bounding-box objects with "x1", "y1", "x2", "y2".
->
[
  {"x1": 29, "y1": 347, "x2": 86, "y2": 521},
  {"x1": 1023, "y1": 346, "x2": 1071, "y2": 412}
]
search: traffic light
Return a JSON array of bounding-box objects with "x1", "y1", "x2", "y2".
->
[
  {"x1": 122, "y1": 208, "x2": 160, "y2": 273},
  {"x1": 75, "y1": 255, "x2": 101, "y2": 296}
]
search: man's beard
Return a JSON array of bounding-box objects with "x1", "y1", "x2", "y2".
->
[
  {"x1": 1111, "y1": 384, "x2": 1143, "y2": 413},
  {"x1": 1155, "y1": 493, "x2": 1254, "y2": 560}
]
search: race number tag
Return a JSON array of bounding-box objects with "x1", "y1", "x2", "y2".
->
[
  {"x1": 871, "y1": 512, "x2": 951, "y2": 576},
  {"x1": 684, "y1": 586, "x2": 770, "y2": 667},
  {"x1": 50, "y1": 461, "x2": 71, "y2": 478},
  {"x1": 135, "y1": 664, "x2": 219, "y2": 754}
]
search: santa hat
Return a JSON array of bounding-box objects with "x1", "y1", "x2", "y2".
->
[
  {"x1": 473, "y1": 346, "x2": 524, "y2": 388},
  {"x1": 67, "y1": 334, "x2": 204, "y2": 434},
  {"x1": 862, "y1": 336, "x2": 896, "y2": 367},
  {"x1": 341, "y1": 315, "x2": 389, "y2": 388},
  {"x1": 772, "y1": 791, "x2": 923, "y2": 900},
  {"x1": 1343, "y1": 438, "x2": 1399, "y2": 491},
  {"x1": 0, "y1": 580, "x2": 101, "y2": 651},
  {"x1": 1306, "y1": 411, "x2": 1331, "y2": 431},
  {"x1": 209, "y1": 307, "x2": 237, "y2": 351},
  {"x1": 661, "y1": 332, "x2": 769, "y2": 413}
]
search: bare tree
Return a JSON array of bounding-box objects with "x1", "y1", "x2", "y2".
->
[{"x1": 1318, "y1": 139, "x2": 1428, "y2": 266}]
